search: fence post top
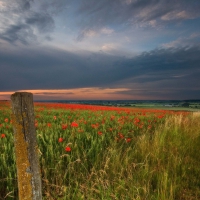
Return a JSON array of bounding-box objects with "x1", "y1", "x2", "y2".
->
[
  {"x1": 12, "y1": 92, "x2": 33, "y2": 95},
  {"x1": 11, "y1": 92, "x2": 33, "y2": 98}
]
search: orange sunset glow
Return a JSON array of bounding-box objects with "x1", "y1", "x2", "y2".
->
[{"x1": 0, "y1": 88, "x2": 140, "y2": 101}]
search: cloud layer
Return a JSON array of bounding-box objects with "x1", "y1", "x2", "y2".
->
[
  {"x1": 1, "y1": 44, "x2": 199, "y2": 99},
  {"x1": 1, "y1": 0, "x2": 200, "y2": 44}
]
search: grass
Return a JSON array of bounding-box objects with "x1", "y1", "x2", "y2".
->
[{"x1": 0, "y1": 101, "x2": 200, "y2": 199}]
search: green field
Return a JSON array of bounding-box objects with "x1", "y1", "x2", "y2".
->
[{"x1": 0, "y1": 101, "x2": 200, "y2": 199}]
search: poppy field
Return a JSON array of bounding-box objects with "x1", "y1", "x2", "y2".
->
[{"x1": 0, "y1": 101, "x2": 200, "y2": 199}]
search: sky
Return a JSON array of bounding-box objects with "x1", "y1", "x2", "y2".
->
[{"x1": 0, "y1": 0, "x2": 200, "y2": 100}]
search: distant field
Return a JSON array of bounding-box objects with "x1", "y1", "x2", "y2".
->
[
  {"x1": 111, "y1": 102, "x2": 200, "y2": 112},
  {"x1": 124, "y1": 104, "x2": 200, "y2": 112}
]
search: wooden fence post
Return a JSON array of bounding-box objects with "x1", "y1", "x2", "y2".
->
[{"x1": 11, "y1": 92, "x2": 42, "y2": 200}]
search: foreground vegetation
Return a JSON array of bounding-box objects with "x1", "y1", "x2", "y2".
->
[{"x1": 0, "y1": 101, "x2": 200, "y2": 199}]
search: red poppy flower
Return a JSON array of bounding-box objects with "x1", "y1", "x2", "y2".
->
[
  {"x1": 139, "y1": 124, "x2": 143, "y2": 129},
  {"x1": 148, "y1": 125, "x2": 152, "y2": 129},
  {"x1": 71, "y1": 122, "x2": 78, "y2": 127},
  {"x1": 1, "y1": 134, "x2": 6, "y2": 138},
  {"x1": 134, "y1": 118, "x2": 140, "y2": 124},
  {"x1": 65, "y1": 146, "x2": 71, "y2": 152},
  {"x1": 47, "y1": 123, "x2": 51, "y2": 127},
  {"x1": 110, "y1": 115, "x2": 115, "y2": 120},
  {"x1": 58, "y1": 137, "x2": 64, "y2": 143},
  {"x1": 118, "y1": 133, "x2": 124, "y2": 139},
  {"x1": 62, "y1": 124, "x2": 68, "y2": 130},
  {"x1": 126, "y1": 138, "x2": 131, "y2": 143},
  {"x1": 4, "y1": 118, "x2": 8, "y2": 123},
  {"x1": 98, "y1": 131, "x2": 103, "y2": 135}
]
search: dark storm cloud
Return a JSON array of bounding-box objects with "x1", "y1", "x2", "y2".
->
[
  {"x1": 114, "y1": 46, "x2": 200, "y2": 99},
  {"x1": 36, "y1": 0, "x2": 69, "y2": 15},
  {"x1": 0, "y1": 12, "x2": 54, "y2": 44},
  {"x1": 13, "y1": 0, "x2": 33, "y2": 11},
  {"x1": 0, "y1": 0, "x2": 55, "y2": 45},
  {"x1": 0, "y1": 24, "x2": 35, "y2": 45},
  {"x1": 0, "y1": 45, "x2": 199, "y2": 99},
  {"x1": 25, "y1": 13, "x2": 55, "y2": 33}
]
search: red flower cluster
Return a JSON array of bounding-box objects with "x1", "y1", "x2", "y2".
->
[
  {"x1": 134, "y1": 118, "x2": 140, "y2": 124},
  {"x1": 1, "y1": 134, "x2": 6, "y2": 138},
  {"x1": 91, "y1": 123, "x2": 99, "y2": 129},
  {"x1": 71, "y1": 122, "x2": 78, "y2": 127}
]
